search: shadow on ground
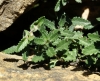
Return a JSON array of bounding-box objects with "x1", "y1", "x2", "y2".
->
[{"x1": 3, "y1": 57, "x2": 100, "y2": 77}]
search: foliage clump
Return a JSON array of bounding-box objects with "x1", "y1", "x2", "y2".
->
[{"x1": 3, "y1": 0, "x2": 100, "y2": 69}]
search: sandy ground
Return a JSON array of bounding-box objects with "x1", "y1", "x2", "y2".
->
[{"x1": 0, "y1": 52, "x2": 100, "y2": 81}]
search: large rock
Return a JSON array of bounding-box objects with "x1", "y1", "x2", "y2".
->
[
  {"x1": 0, "y1": 0, "x2": 100, "y2": 32},
  {"x1": 0, "y1": 0, "x2": 36, "y2": 31}
]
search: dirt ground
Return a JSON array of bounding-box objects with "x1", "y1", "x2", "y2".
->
[{"x1": 0, "y1": 52, "x2": 100, "y2": 81}]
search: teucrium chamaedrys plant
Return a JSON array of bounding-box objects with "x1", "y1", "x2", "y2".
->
[
  {"x1": 3, "y1": 13, "x2": 99, "y2": 68},
  {"x1": 2, "y1": 0, "x2": 100, "y2": 68}
]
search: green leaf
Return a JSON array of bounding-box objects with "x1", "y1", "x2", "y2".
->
[
  {"x1": 49, "y1": 30, "x2": 59, "y2": 42},
  {"x1": 62, "y1": 49, "x2": 77, "y2": 61},
  {"x1": 96, "y1": 17, "x2": 100, "y2": 21},
  {"x1": 2, "y1": 45, "x2": 17, "y2": 54},
  {"x1": 34, "y1": 38, "x2": 45, "y2": 45},
  {"x1": 56, "y1": 40, "x2": 71, "y2": 51},
  {"x1": 39, "y1": 24, "x2": 46, "y2": 32},
  {"x1": 69, "y1": 24, "x2": 76, "y2": 32},
  {"x1": 82, "y1": 44, "x2": 99, "y2": 55},
  {"x1": 54, "y1": 0, "x2": 61, "y2": 12},
  {"x1": 79, "y1": 37, "x2": 91, "y2": 47},
  {"x1": 46, "y1": 47, "x2": 56, "y2": 57},
  {"x1": 17, "y1": 38, "x2": 29, "y2": 52},
  {"x1": 75, "y1": 0, "x2": 82, "y2": 3},
  {"x1": 71, "y1": 17, "x2": 93, "y2": 30},
  {"x1": 33, "y1": 16, "x2": 45, "y2": 26},
  {"x1": 61, "y1": 0, "x2": 68, "y2": 6},
  {"x1": 44, "y1": 19, "x2": 55, "y2": 30},
  {"x1": 41, "y1": 30, "x2": 49, "y2": 42},
  {"x1": 49, "y1": 59, "x2": 58, "y2": 68},
  {"x1": 22, "y1": 50, "x2": 28, "y2": 61},
  {"x1": 32, "y1": 55, "x2": 44, "y2": 63},
  {"x1": 58, "y1": 13, "x2": 66, "y2": 27},
  {"x1": 84, "y1": 24, "x2": 94, "y2": 30},
  {"x1": 52, "y1": 38, "x2": 61, "y2": 46},
  {"x1": 88, "y1": 32, "x2": 100, "y2": 42},
  {"x1": 72, "y1": 31, "x2": 83, "y2": 39},
  {"x1": 61, "y1": 30, "x2": 74, "y2": 37},
  {"x1": 30, "y1": 16, "x2": 45, "y2": 32}
]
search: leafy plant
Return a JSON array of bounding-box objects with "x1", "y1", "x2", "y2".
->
[{"x1": 2, "y1": 0, "x2": 100, "y2": 69}]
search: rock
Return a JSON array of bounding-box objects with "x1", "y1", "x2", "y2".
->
[{"x1": 0, "y1": 0, "x2": 36, "y2": 31}]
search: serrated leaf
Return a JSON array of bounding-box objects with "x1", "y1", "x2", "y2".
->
[
  {"x1": 82, "y1": 44, "x2": 99, "y2": 55},
  {"x1": 72, "y1": 31, "x2": 83, "y2": 39},
  {"x1": 34, "y1": 38, "x2": 45, "y2": 45},
  {"x1": 96, "y1": 17, "x2": 100, "y2": 21},
  {"x1": 62, "y1": 0, "x2": 67, "y2": 6},
  {"x1": 72, "y1": 17, "x2": 93, "y2": 29},
  {"x1": 52, "y1": 38, "x2": 61, "y2": 46},
  {"x1": 61, "y1": 30, "x2": 74, "y2": 37},
  {"x1": 88, "y1": 33, "x2": 100, "y2": 42},
  {"x1": 41, "y1": 30, "x2": 49, "y2": 42},
  {"x1": 54, "y1": 0, "x2": 61, "y2": 12},
  {"x1": 44, "y1": 19, "x2": 55, "y2": 30},
  {"x1": 39, "y1": 24, "x2": 46, "y2": 32},
  {"x1": 58, "y1": 13, "x2": 66, "y2": 27},
  {"x1": 32, "y1": 55, "x2": 44, "y2": 63},
  {"x1": 49, "y1": 30, "x2": 59, "y2": 42},
  {"x1": 17, "y1": 38, "x2": 29, "y2": 52},
  {"x1": 84, "y1": 24, "x2": 94, "y2": 30},
  {"x1": 75, "y1": 0, "x2": 82, "y2": 3},
  {"x1": 49, "y1": 59, "x2": 58, "y2": 68},
  {"x1": 46, "y1": 47, "x2": 56, "y2": 57},
  {"x1": 2, "y1": 45, "x2": 17, "y2": 54},
  {"x1": 62, "y1": 49, "x2": 77, "y2": 61},
  {"x1": 79, "y1": 37, "x2": 91, "y2": 47},
  {"x1": 56, "y1": 40, "x2": 71, "y2": 51},
  {"x1": 30, "y1": 16, "x2": 45, "y2": 32}
]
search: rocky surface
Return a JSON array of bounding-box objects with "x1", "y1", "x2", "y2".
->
[
  {"x1": 0, "y1": 0, "x2": 36, "y2": 31},
  {"x1": 0, "y1": 52, "x2": 100, "y2": 81}
]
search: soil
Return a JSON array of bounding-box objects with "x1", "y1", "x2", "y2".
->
[{"x1": 0, "y1": 52, "x2": 100, "y2": 81}]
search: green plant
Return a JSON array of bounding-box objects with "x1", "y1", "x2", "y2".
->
[{"x1": 2, "y1": 0, "x2": 100, "y2": 69}]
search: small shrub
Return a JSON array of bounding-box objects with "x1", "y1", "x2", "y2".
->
[{"x1": 3, "y1": 0, "x2": 100, "y2": 69}]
